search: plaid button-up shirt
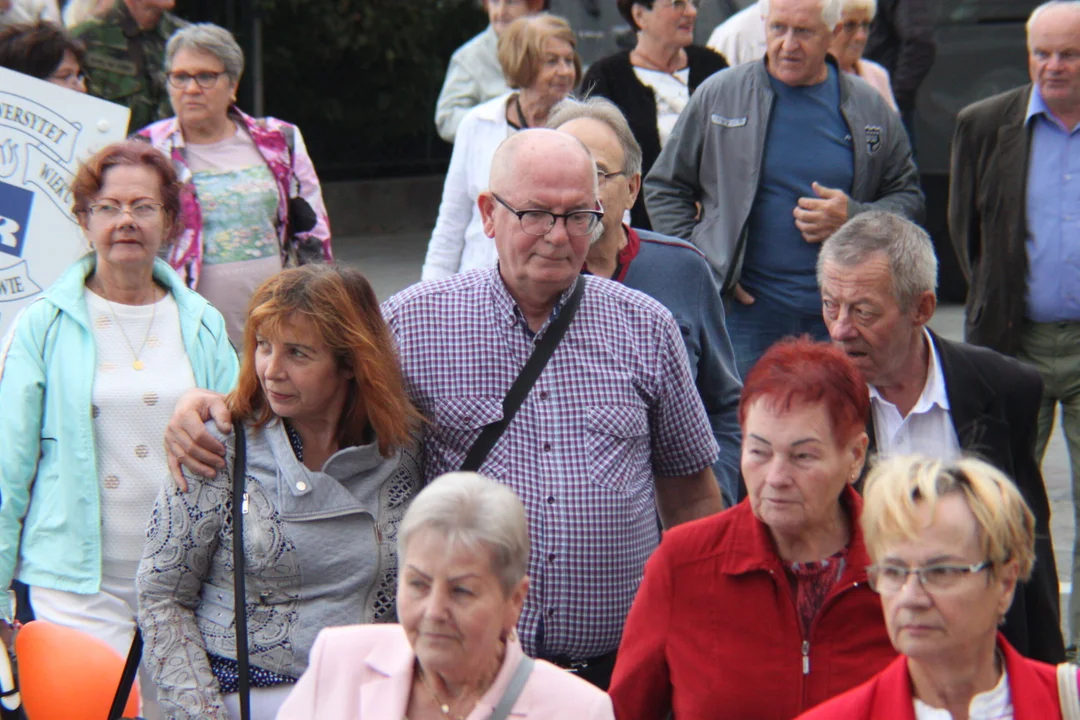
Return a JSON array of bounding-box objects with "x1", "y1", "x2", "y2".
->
[{"x1": 382, "y1": 268, "x2": 718, "y2": 659}]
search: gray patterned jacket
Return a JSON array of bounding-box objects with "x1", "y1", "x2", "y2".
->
[{"x1": 136, "y1": 418, "x2": 422, "y2": 720}]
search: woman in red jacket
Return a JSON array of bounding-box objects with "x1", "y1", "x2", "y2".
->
[
  {"x1": 608, "y1": 338, "x2": 897, "y2": 719},
  {"x1": 798, "y1": 454, "x2": 1068, "y2": 720}
]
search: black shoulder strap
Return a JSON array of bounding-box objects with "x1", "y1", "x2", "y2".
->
[
  {"x1": 106, "y1": 628, "x2": 143, "y2": 719},
  {"x1": 231, "y1": 421, "x2": 251, "y2": 720},
  {"x1": 461, "y1": 277, "x2": 585, "y2": 472}
]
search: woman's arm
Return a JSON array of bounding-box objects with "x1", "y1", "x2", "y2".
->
[
  {"x1": 0, "y1": 306, "x2": 50, "y2": 617},
  {"x1": 137, "y1": 459, "x2": 233, "y2": 720},
  {"x1": 274, "y1": 627, "x2": 329, "y2": 718},
  {"x1": 607, "y1": 543, "x2": 676, "y2": 719},
  {"x1": 285, "y1": 125, "x2": 332, "y2": 265},
  {"x1": 421, "y1": 110, "x2": 485, "y2": 281}
]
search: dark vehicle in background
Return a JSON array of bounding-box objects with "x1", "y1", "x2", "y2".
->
[{"x1": 553, "y1": 0, "x2": 1035, "y2": 302}]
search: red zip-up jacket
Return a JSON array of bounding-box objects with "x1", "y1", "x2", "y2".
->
[
  {"x1": 796, "y1": 635, "x2": 1064, "y2": 720},
  {"x1": 609, "y1": 486, "x2": 896, "y2": 720}
]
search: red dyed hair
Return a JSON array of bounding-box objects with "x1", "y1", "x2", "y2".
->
[
  {"x1": 228, "y1": 264, "x2": 421, "y2": 456},
  {"x1": 71, "y1": 139, "x2": 183, "y2": 243},
  {"x1": 738, "y1": 337, "x2": 869, "y2": 446}
]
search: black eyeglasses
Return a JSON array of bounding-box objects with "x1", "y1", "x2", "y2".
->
[
  {"x1": 492, "y1": 193, "x2": 603, "y2": 238},
  {"x1": 166, "y1": 71, "x2": 227, "y2": 89}
]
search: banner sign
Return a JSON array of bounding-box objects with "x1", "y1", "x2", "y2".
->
[{"x1": 0, "y1": 67, "x2": 130, "y2": 338}]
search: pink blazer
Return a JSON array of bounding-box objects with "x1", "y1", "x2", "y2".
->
[{"x1": 275, "y1": 624, "x2": 614, "y2": 720}]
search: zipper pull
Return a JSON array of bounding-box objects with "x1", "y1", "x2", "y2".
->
[
  {"x1": 374, "y1": 523, "x2": 383, "y2": 544},
  {"x1": 241, "y1": 492, "x2": 249, "y2": 515},
  {"x1": 802, "y1": 640, "x2": 810, "y2": 675}
]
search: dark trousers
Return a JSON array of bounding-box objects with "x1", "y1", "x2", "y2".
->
[{"x1": 541, "y1": 651, "x2": 617, "y2": 690}]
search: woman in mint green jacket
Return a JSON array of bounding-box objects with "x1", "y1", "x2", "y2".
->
[{"x1": 0, "y1": 141, "x2": 238, "y2": 715}]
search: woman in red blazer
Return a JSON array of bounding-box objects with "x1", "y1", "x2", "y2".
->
[
  {"x1": 798, "y1": 454, "x2": 1065, "y2": 720},
  {"x1": 608, "y1": 339, "x2": 897, "y2": 719}
]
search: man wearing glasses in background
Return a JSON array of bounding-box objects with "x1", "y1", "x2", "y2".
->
[
  {"x1": 73, "y1": 0, "x2": 186, "y2": 133},
  {"x1": 380, "y1": 128, "x2": 724, "y2": 689}
]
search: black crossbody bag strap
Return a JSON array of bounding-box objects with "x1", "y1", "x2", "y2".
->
[
  {"x1": 106, "y1": 628, "x2": 143, "y2": 719},
  {"x1": 231, "y1": 421, "x2": 251, "y2": 720},
  {"x1": 461, "y1": 277, "x2": 585, "y2": 472}
]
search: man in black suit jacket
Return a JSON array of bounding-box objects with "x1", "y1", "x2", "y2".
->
[
  {"x1": 818, "y1": 211, "x2": 1064, "y2": 663},
  {"x1": 949, "y1": 1, "x2": 1080, "y2": 652}
]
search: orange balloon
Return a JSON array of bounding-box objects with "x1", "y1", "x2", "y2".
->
[{"x1": 14, "y1": 620, "x2": 140, "y2": 720}]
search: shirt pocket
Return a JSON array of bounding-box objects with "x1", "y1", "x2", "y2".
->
[
  {"x1": 587, "y1": 404, "x2": 651, "y2": 495},
  {"x1": 429, "y1": 396, "x2": 508, "y2": 474}
]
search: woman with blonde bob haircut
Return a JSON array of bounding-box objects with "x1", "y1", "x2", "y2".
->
[
  {"x1": 798, "y1": 455, "x2": 1074, "y2": 720},
  {"x1": 138, "y1": 264, "x2": 423, "y2": 720},
  {"x1": 421, "y1": 13, "x2": 582, "y2": 280},
  {"x1": 279, "y1": 471, "x2": 614, "y2": 719}
]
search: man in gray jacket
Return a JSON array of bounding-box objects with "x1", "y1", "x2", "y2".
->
[{"x1": 646, "y1": 0, "x2": 923, "y2": 379}]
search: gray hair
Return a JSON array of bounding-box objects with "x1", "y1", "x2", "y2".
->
[
  {"x1": 1027, "y1": 1, "x2": 1080, "y2": 38},
  {"x1": 165, "y1": 23, "x2": 245, "y2": 82},
  {"x1": 760, "y1": 0, "x2": 844, "y2": 29},
  {"x1": 547, "y1": 96, "x2": 644, "y2": 178},
  {"x1": 397, "y1": 472, "x2": 530, "y2": 596},
  {"x1": 817, "y1": 211, "x2": 938, "y2": 310},
  {"x1": 842, "y1": 0, "x2": 877, "y2": 18}
]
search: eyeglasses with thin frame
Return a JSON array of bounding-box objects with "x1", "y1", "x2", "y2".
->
[
  {"x1": 866, "y1": 561, "x2": 992, "y2": 594},
  {"x1": 491, "y1": 193, "x2": 603, "y2": 238},
  {"x1": 166, "y1": 71, "x2": 227, "y2": 89},
  {"x1": 86, "y1": 202, "x2": 165, "y2": 221},
  {"x1": 840, "y1": 20, "x2": 872, "y2": 33},
  {"x1": 597, "y1": 169, "x2": 628, "y2": 187},
  {"x1": 655, "y1": 0, "x2": 699, "y2": 12},
  {"x1": 49, "y1": 69, "x2": 86, "y2": 87}
]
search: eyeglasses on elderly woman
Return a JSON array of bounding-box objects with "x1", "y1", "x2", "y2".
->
[{"x1": 866, "y1": 561, "x2": 992, "y2": 594}]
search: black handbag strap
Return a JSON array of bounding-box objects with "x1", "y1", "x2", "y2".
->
[
  {"x1": 231, "y1": 421, "x2": 251, "y2": 720},
  {"x1": 106, "y1": 628, "x2": 143, "y2": 720},
  {"x1": 461, "y1": 276, "x2": 585, "y2": 472}
]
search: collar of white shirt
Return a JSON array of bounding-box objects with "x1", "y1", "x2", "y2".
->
[
  {"x1": 868, "y1": 328, "x2": 961, "y2": 461},
  {"x1": 868, "y1": 328, "x2": 949, "y2": 415},
  {"x1": 913, "y1": 667, "x2": 1012, "y2": 720}
]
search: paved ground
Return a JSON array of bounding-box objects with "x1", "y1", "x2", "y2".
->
[{"x1": 334, "y1": 231, "x2": 1077, "y2": 639}]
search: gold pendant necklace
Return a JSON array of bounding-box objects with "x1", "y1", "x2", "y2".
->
[
  {"x1": 416, "y1": 664, "x2": 469, "y2": 720},
  {"x1": 96, "y1": 280, "x2": 158, "y2": 371}
]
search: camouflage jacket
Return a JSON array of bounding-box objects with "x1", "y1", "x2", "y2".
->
[{"x1": 73, "y1": 0, "x2": 186, "y2": 134}]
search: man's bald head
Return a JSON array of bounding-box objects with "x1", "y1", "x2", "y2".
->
[{"x1": 489, "y1": 128, "x2": 598, "y2": 199}]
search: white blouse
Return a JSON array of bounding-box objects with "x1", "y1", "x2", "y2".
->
[
  {"x1": 421, "y1": 92, "x2": 516, "y2": 281},
  {"x1": 913, "y1": 669, "x2": 1012, "y2": 720},
  {"x1": 632, "y1": 67, "x2": 691, "y2": 149}
]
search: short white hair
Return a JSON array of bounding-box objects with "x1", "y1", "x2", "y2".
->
[
  {"x1": 1027, "y1": 1, "x2": 1080, "y2": 39},
  {"x1": 760, "y1": 0, "x2": 844, "y2": 29},
  {"x1": 842, "y1": 0, "x2": 877, "y2": 19},
  {"x1": 398, "y1": 472, "x2": 530, "y2": 596}
]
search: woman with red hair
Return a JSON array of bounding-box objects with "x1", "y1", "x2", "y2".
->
[
  {"x1": 608, "y1": 337, "x2": 896, "y2": 719},
  {"x1": 137, "y1": 264, "x2": 423, "y2": 720}
]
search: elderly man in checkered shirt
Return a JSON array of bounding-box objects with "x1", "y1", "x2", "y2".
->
[{"x1": 164, "y1": 128, "x2": 724, "y2": 690}]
